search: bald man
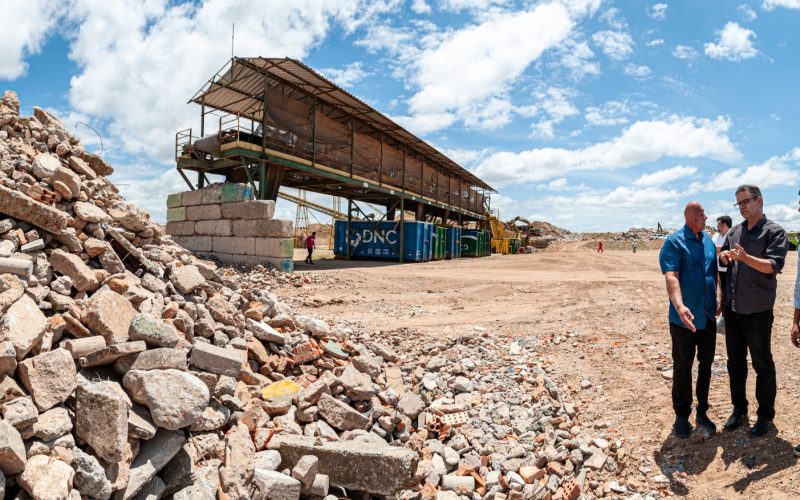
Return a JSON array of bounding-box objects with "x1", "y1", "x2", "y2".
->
[{"x1": 659, "y1": 202, "x2": 720, "y2": 437}]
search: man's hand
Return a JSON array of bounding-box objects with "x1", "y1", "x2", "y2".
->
[
  {"x1": 720, "y1": 250, "x2": 731, "y2": 265},
  {"x1": 728, "y1": 243, "x2": 748, "y2": 262},
  {"x1": 792, "y1": 321, "x2": 800, "y2": 348},
  {"x1": 677, "y1": 304, "x2": 696, "y2": 332}
]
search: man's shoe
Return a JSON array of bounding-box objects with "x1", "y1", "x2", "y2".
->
[
  {"x1": 724, "y1": 411, "x2": 748, "y2": 431},
  {"x1": 697, "y1": 413, "x2": 717, "y2": 434},
  {"x1": 673, "y1": 417, "x2": 691, "y2": 438},
  {"x1": 750, "y1": 418, "x2": 773, "y2": 436},
  {"x1": 793, "y1": 443, "x2": 800, "y2": 457}
]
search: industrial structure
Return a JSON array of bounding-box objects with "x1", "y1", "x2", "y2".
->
[{"x1": 173, "y1": 57, "x2": 494, "y2": 263}]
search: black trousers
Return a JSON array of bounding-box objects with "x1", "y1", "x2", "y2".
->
[
  {"x1": 724, "y1": 308, "x2": 776, "y2": 420},
  {"x1": 670, "y1": 320, "x2": 716, "y2": 418},
  {"x1": 305, "y1": 248, "x2": 314, "y2": 263}
]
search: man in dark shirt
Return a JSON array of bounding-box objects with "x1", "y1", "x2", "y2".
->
[
  {"x1": 659, "y1": 202, "x2": 719, "y2": 438},
  {"x1": 720, "y1": 185, "x2": 788, "y2": 436}
]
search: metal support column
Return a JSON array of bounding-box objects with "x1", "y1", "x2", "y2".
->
[
  {"x1": 399, "y1": 197, "x2": 405, "y2": 263},
  {"x1": 346, "y1": 199, "x2": 353, "y2": 260},
  {"x1": 198, "y1": 100, "x2": 206, "y2": 188},
  {"x1": 258, "y1": 65, "x2": 269, "y2": 200},
  {"x1": 312, "y1": 96, "x2": 317, "y2": 167}
]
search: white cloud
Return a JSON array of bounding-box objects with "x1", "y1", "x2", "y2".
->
[
  {"x1": 763, "y1": 0, "x2": 800, "y2": 10},
  {"x1": 647, "y1": 38, "x2": 665, "y2": 47},
  {"x1": 462, "y1": 97, "x2": 515, "y2": 130},
  {"x1": 0, "y1": 0, "x2": 60, "y2": 80},
  {"x1": 673, "y1": 45, "x2": 699, "y2": 60},
  {"x1": 558, "y1": 40, "x2": 601, "y2": 80},
  {"x1": 472, "y1": 115, "x2": 740, "y2": 185},
  {"x1": 704, "y1": 22, "x2": 758, "y2": 61},
  {"x1": 647, "y1": 3, "x2": 668, "y2": 19},
  {"x1": 530, "y1": 87, "x2": 579, "y2": 139},
  {"x1": 633, "y1": 165, "x2": 698, "y2": 187},
  {"x1": 411, "y1": 0, "x2": 431, "y2": 14},
  {"x1": 697, "y1": 148, "x2": 800, "y2": 192},
  {"x1": 584, "y1": 100, "x2": 631, "y2": 126},
  {"x1": 439, "y1": 0, "x2": 508, "y2": 13},
  {"x1": 319, "y1": 62, "x2": 368, "y2": 88},
  {"x1": 739, "y1": 4, "x2": 758, "y2": 20},
  {"x1": 64, "y1": 0, "x2": 398, "y2": 164},
  {"x1": 764, "y1": 203, "x2": 800, "y2": 230},
  {"x1": 624, "y1": 63, "x2": 652, "y2": 77},
  {"x1": 402, "y1": 2, "x2": 576, "y2": 134},
  {"x1": 592, "y1": 30, "x2": 635, "y2": 60}
]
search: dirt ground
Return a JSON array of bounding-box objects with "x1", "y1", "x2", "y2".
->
[{"x1": 285, "y1": 243, "x2": 800, "y2": 499}]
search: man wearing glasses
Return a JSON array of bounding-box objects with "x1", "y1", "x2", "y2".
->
[
  {"x1": 791, "y1": 189, "x2": 800, "y2": 455},
  {"x1": 720, "y1": 185, "x2": 788, "y2": 436}
]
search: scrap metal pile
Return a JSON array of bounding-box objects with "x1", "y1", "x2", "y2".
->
[{"x1": 0, "y1": 90, "x2": 637, "y2": 499}]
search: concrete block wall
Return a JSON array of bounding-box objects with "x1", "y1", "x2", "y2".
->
[{"x1": 165, "y1": 183, "x2": 294, "y2": 272}]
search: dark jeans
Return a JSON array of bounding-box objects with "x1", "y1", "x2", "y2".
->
[
  {"x1": 670, "y1": 320, "x2": 716, "y2": 418},
  {"x1": 305, "y1": 248, "x2": 314, "y2": 263},
  {"x1": 724, "y1": 308, "x2": 776, "y2": 420}
]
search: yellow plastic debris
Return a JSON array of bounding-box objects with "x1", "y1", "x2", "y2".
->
[{"x1": 261, "y1": 379, "x2": 302, "y2": 400}]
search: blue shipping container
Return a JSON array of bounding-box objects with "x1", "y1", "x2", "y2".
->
[
  {"x1": 334, "y1": 220, "x2": 433, "y2": 262},
  {"x1": 445, "y1": 227, "x2": 462, "y2": 259}
]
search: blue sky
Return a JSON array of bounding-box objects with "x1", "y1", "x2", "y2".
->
[{"x1": 3, "y1": 0, "x2": 799, "y2": 232}]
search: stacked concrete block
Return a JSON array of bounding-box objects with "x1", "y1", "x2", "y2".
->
[{"x1": 166, "y1": 183, "x2": 294, "y2": 272}]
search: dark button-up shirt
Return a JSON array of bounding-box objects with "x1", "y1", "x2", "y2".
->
[
  {"x1": 659, "y1": 225, "x2": 718, "y2": 330},
  {"x1": 722, "y1": 216, "x2": 787, "y2": 314}
]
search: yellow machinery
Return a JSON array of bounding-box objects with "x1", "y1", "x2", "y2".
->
[{"x1": 488, "y1": 213, "x2": 519, "y2": 254}]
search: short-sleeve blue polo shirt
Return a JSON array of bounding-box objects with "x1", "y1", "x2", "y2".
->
[{"x1": 659, "y1": 225, "x2": 718, "y2": 330}]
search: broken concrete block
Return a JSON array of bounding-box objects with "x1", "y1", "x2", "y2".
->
[
  {"x1": 73, "y1": 447, "x2": 112, "y2": 500},
  {"x1": 316, "y1": 393, "x2": 369, "y2": 431},
  {"x1": 62, "y1": 336, "x2": 106, "y2": 360},
  {"x1": 79, "y1": 341, "x2": 147, "y2": 368},
  {"x1": 83, "y1": 289, "x2": 136, "y2": 344},
  {"x1": 32, "y1": 406, "x2": 73, "y2": 441},
  {"x1": 31, "y1": 152, "x2": 60, "y2": 179},
  {"x1": 0, "y1": 419, "x2": 26, "y2": 474},
  {"x1": 189, "y1": 342, "x2": 243, "y2": 377},
  {"x1": 0, "y1": 183, "x2": 72, "y2": 233},
  {"x1": 76, "y1": 381, "x2": 129, "y2": 463},
  {"x1": 129, "y1": 314, "x2": 180, "y2": 347},
  {"x1": 18, "y1": 348, "x2": 77, "y2": 411},
  {"x1": 74, "y1": 201, "x2": 112, "y2": 224},
  {"x1": 305, "y1": 474, "x2": 330, "y2": 496},
  {"x1": 116, "y1": 429, "x2": 185, "y2": 500},
  {"x1": 18, "y1": 454, "x2": 74, "y2": 500},
  {"x1": 169, "y1": 265, "x2": 206, "y2": 294},
  {"x1": 0, "y1": 257, "x2": 32, "y2": 277},
  {"x1": 268, "y1": 434, "x2": 419, "y2": 497},
  {"x1": 123, "y1": 369, "x2": 209, "y2": 430},
  {"x1": 254, "y1": 469, "x2": 301, "y2": 500},
  {"x1": 0, "y1": 294, "x2": 47, "y2": 360},
  {"x1": 292, "y1": 455, "x2": 319, "y2": 489},
  {"x1": 1, "y1": 396, "x2": 38, "y2": 429},
  {"x1": 130, "y1": 348, "x2": 188, "y2": 371}
]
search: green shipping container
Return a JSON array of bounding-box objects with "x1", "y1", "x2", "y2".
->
[
  {"x1": 481, "y1": 230, "x2": 490, "y2": 257},
  {"x1": 509, "y1": 239, "x2": 520, "y2": 254},
  {"x1": 461, "y1": 230, "x2": 481, "y2": 257},
  {"x1": 433, "y1": 227, "x2": 447, "y2": 260}
]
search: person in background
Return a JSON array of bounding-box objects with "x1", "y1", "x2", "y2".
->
[
  {"x1": 659, "y1": 202, "x2": 720, "y2": 438},
  {"x1": 791, "y1": 189, "x2": 800, "y2": 455},
  {"x1": 714, "y1": 215, "x2": 733, "y2": 334},
  {"x1": 597, "y1": 241, "x2": 603, "y2": 253},
  {"x1": 720, "y1": 185, "x2": 787, "y2": 436},
  {"x1": 305, "y1": 231, "x2": 316, "y2": 265},
  {"x1": 632, "y1": 239, "x2": 638, "y2": 254}
]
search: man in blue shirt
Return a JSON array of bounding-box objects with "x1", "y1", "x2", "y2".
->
[{"x1": 659, "y1": 202, "x2": 720, "y2": 437}]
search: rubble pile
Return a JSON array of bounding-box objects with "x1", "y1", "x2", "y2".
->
[{"x1": 0, "y1": 89, "x2": 639, "y2": 499}]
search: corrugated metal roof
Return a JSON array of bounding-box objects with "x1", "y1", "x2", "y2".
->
[{"x1": 189, "y1": 57, "x2": 494, "y2": 191}]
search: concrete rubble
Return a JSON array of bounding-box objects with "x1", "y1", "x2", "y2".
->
[{"x1": 0, "y1": 89, "x2": 649, "y2": 499}]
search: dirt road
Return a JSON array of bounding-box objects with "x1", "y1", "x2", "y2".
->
[{"x1": 283, "y1": 244, "x2": 800, "y2": 498}]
